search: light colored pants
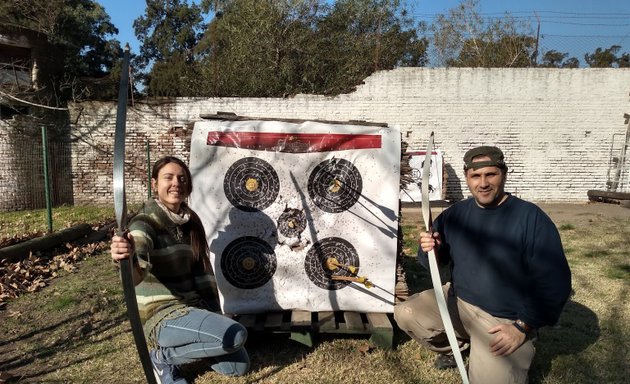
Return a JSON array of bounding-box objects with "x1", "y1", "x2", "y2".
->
[
  {"x1": 156, "y1": 308, "x2": 250, "y2": 377},
  {"x1": 394, "y1": 283, "x2": 535, "y2": 384}
]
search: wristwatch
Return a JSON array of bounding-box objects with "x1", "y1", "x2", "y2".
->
[{"x1": 512, "y1": 319, "x2": 533, "y2": 334}]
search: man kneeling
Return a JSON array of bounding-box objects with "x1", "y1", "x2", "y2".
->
[{"x1": 394, "y1": 146, "x2": 571, "y2": 384}]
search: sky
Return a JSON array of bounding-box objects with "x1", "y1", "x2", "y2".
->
[{"x1": 97, "y1": 0, "x2": 630, "y2": 66}]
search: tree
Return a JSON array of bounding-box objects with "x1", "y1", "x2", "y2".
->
[
  {"x1": 147, "y1": 53, "x2": 207, "y2": 97},
  {"x1": 194, "y1": 0, "x2": 322, "y2": 97},
  {"x1": 133, "y1": 0, "x2": 209, "y2": 96},
  {"x1": 309, "y1": 0, "x2": 428, "y2": 94},
  {"x1": 431, "y1": 0, "x2": 536, "y2": 67},
  {"x1": 0, "y1": 0, "x2": 121, "y2": 103},
  {"x1": 584, "y1": 45, "x2": 630, "y2": 68},
  {"x1": 562, "y1": 57, "x2": 580, "y2": 69},
  {"x1": 134, "y1": 0, "x2": 207, "y2": 68},
  {"x1": 540, "y1": 50, "x2": 566, "y2": 68},
  {"x1": 192, "y1": 0, "x2": 427, "y2": 97},
  {"x1": 585, "y1": 45, "x2": 620, "y2": 68},
  {"x1": 540, "y1": 50, "x2": 579, "y2": 68},
  {"x1": 450, "y1": 34, "x2": 536, "y2": 67}
]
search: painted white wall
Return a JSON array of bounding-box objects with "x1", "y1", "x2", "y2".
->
[{"x1": 65, "y1": 67, "x2": 630, "y2": 206}]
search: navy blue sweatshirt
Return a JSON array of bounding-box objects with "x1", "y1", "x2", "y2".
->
[{"x1": 418, "y1": 195, "x2": 571, "y2": 329}]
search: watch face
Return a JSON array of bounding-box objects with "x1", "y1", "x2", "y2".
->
[{"x1": 513, "y1": 321, "x2": 525, "y2": 333}]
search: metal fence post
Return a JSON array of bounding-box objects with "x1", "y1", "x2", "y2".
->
[
  {"x1": 146, "y1": 140, "x2": 151, "y2": 199},
  {"x1": 41, "y1": 126, "x2": 53, "y2": 233}
]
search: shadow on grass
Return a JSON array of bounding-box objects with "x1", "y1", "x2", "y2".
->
[
  {"x1": 529, "y1": 299, "x2": 600, "y2": 383},
  {"x1": 0, "y1": 311, "x2": 91, "y2": 347},
  {"x1": 0, "y1": 311, "x2": 129, "y2": 381}
]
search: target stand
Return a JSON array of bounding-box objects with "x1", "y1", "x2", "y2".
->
[
  {"x1": 227, "y1": 310, "x2": 394, "y2": 349},
  {"x1": 190, "y1": 117, "x2": 403, "y2": 348}
]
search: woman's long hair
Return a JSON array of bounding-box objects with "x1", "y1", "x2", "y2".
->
[{"x1": 152, "y1": 156, "x2": 211, "y2": 272}]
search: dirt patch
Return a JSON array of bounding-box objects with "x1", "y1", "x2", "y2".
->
[
  {"x1": 401, "y1": 201, "x2": 630, "y2": 228},
  {"x1": 536, "y1": 201, "x2": 630, "y2": 224}
]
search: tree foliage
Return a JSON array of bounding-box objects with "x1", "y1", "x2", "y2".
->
[
  {"x1": 6, "y1": 0, "x2": 628, "y2": 105},
  {"x1": 133, "y1": 0, "x2": 207, "y2": 68},
  {"x1": 431, "y1": 0, "x2": 536, "y2": 67},
  {"x1": 307, "y1": 0, "x2": 428, "y2": 94},
  {"x1": 0, "y1": 0, "x2": 121, "y2": 102},
  {"x1": 540, "y1": 50, "x2": 579, "y2": 68},
  {"x1": 136, "y1": 0, "x2": 428, "y2": 97},
  {"x1": 196, "y1": 0, "x2": 323, "y2": 97},
  {"x1": 451, "y1": 34, "x2": 536, "y2": 67},
  {"x1": 132, "y1": 0, "x2": 209, "y2": 96},
  {"x1": 584, "y1": 45, "x2": 628, "y2": 68}
]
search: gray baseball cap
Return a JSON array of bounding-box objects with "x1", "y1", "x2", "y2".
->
[{"x1": 463, "y1": 146, "x2": 508, "y2": 171}]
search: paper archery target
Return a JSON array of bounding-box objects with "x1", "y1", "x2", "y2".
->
[
  {"x1": 400, "y1": 150, "x2": 444, "y2": 202},
  {"x1": 220, "y1": 236, "x2": 277, "y2": 289},
  {"x1": 224, "y1": 157, "x2": 280, "y2": 212},
  {"x1": 308, "y1": 159, "x2": 363, "y2": 213},
  {"x1": 304, "y1": 237, "x2": 360, "y2": 290},
  {"x1": 190, "y1": 120, "x2": 401, "y2": 314},
  {"x1": 277, "y1": 208, "x2": 307, "y2": 238},
  {"x1": 411, "y1": 167, "x2": 422, "y2": 182},
  {"x1": 412, "y1": 159, "x2": 435, "y2": 193}
]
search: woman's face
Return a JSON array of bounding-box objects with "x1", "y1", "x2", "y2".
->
[{"x1": 151, "y1": 162, "x2": 189, "y2": 212}]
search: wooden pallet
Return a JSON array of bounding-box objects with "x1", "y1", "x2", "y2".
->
[{"x1": 229, "y1": 310, "x2": 394, "y2": 349}]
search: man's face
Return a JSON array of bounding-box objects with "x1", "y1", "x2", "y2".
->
[{"x1": 465, "y1": 155, "x2": 506, "y2": 207}]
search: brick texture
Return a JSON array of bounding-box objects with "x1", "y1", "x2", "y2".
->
[{"x1": 1, "y1": 67, "x2": 629, "y2": 211}]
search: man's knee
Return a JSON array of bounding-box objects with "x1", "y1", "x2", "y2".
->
[
  {"x1": 393, "y1": 301, "x2": 417, "y2": 330},
  {"x1": 468, "y1": 339, "x2": 534, "y2": 384}
]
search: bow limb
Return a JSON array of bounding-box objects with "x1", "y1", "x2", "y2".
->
[
  {"x1": 421, "y1": 133, "x2": 469, "y2": 384},
  {"x1": 113, "y1": 44, "x2": 158, "y2": 384}
]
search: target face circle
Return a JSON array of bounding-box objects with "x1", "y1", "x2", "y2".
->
[
  {"x1": 220, "y1": 236, "x2": 277, "y2": 289},
  {"x1": 224, "y1": 157, "x2": 280, "y2": 212},
  {"x1": 304, "y1": 237, "x2": 360, "y2": 290},
  {"x1": 277, "y1": 208, "x2": 307, "y2": 238},
  {"x1": 307, "y1": 159, "x2": 363, "y2": 213},
  {"x1": 410, "y1": 168, "x2": 421, "y2": 182}
]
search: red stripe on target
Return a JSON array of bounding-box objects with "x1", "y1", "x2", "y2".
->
[{"x1": 206, "y1": 131, "x2": 382, "y2": 153}]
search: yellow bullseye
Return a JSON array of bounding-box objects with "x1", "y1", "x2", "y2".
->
[
  {"x1": 245, "y1": 178, "x2": 259, "y2": 192},
  {"x1": 329, "y1": 178, "x2": 341, "y2": 193},
  {"x1": 242, "y1": 257, "x2": 256, "y2": 270}
]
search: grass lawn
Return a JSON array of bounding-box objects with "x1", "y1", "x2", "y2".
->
[{"x1": 0, "y1": 204, "x2": 628, "y2": 383}]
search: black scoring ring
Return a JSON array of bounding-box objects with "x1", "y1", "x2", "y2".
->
[
  {"x1": 307, "y1": 159, "x2": 362, "y2": 213},
  {"x1": 304, "y1": 237, "x2": 359, "y2": 290},
  {"x1": 220, "y1": 236, "x2": 277, "y2": 289},
  {"x1": 410, "y1": 167, "x2": 422, "y2": 182},
  {"x1": 224, "y1": 157, "x2": 280, "y2": 212},
  {"x1": 277, "y1": 208, "x2": 307, "y2": 238}
]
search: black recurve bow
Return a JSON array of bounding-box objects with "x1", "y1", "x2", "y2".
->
[{"x1": 113, "y1": 44, "x2": 158, "y2": 384}]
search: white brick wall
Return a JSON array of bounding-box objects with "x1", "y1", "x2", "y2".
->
[{"x1": 7, "y1": 67, "x2": 628, "y2": 209}]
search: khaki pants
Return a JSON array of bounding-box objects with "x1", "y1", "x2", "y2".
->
[{"x1": 394, "y1": 283, "x2": 535, "y2": 384}]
